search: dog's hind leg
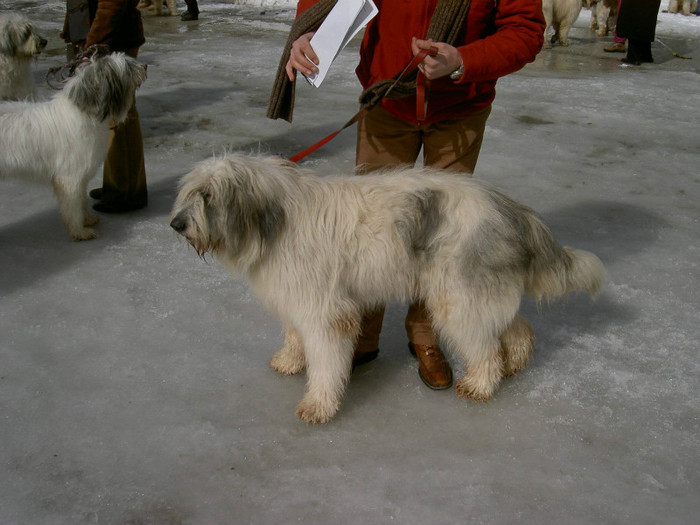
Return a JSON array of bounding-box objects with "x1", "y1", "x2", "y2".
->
[
  {"x1": 499, "y1": 314, "x2": 535, "y2": 378},
  {"x1": 295, "y1": 327, "x2": 354, "y2": 424},
  {"x1": 430, "y1": 286, "x2": 521, "y2": 401},
  {"x1": 53, "y1": 176, "x2": 97, "y2": 241},
  {"x1": 270, "y1": 328, "x2": 306, "y2": 375}
]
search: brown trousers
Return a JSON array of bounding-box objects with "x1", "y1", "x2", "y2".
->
[
  {"x1": 354, "y1": 104, "x2": 491, "y2": 352},
  {"x1": 102, "y1": 47, "x2": 147, "y2": 204}
]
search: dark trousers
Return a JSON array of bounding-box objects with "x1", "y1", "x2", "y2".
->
[{"x1": 184, "y1": 0, "x2": 199, "y2": 14}]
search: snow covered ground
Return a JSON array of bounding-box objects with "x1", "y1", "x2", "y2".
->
[{"x1": 1, "y1": 1, "x2": 698, "y2": 523}]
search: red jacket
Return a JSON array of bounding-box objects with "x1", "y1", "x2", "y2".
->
[{"x1": 296, "y1": 0, "x2": 545, "y2": 125}]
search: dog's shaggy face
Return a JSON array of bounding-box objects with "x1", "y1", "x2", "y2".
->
[
  {"x1": 65, "y1": 52, "x2": 148, "y2": 123},
  {"x1": 170, "y1": 155, "x2": 286, "y2": 260},
  {"x1": 0, "y1": 14, "x2": 47, "y2": 59}
]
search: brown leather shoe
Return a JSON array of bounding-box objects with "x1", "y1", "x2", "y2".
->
[{"x1": 408, "y1": 343, "x2": 453, "y2": 390}]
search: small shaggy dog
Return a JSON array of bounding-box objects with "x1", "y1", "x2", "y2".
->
[
  {"x1": 170, "y1": 154, "x2": 604, "y2": 424},
  {"x1": 582, "y1": 0, "x2": 617, "y2": 37},
  {"x1": 0, "y1": 50, "x2": 147, "y2": 240},
  {"x1": 542, "y1": 0, "x2": 583, "y2": 47},
  {"x1": 154, "y1": 0, "x2": 178, "y2": 16},
  {"x1": 0, "y1": 13, "x2": 47, "y2": 100}
]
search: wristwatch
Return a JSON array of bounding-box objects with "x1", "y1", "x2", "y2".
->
[{"x1": 449, "y1": 62, "x2": 464, "y2": 81}]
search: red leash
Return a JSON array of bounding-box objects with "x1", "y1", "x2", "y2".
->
[{"x1": 288, "y1": 45, "x2": 438, "y2": 163}]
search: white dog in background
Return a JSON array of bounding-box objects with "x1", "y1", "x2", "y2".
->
[
  {"x1": 667, "y1": 0, "x2": 698, "y2": 15},
  {"x1": 0, "y1": 50, "x2": 147, "y2": 240},
  {"x1": 542, "y1": 0, "x2": 583, "y2": 47},
  {"x1": 582, "y1": 0, "x2": 617, "y2": 37},
  {"x1": 154, "y1": 0, "x2": 178, "y2": 16},
  {"x1": 0, "y1": 13, "x2": 47, "y2": 100},
  {"x1": 170, "y1": 154, "x2": 605, "y2": 424}
]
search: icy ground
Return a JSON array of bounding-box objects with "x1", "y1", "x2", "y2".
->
[{"x1": 1, "y1": 1, "x2": 699, "y2": 524}]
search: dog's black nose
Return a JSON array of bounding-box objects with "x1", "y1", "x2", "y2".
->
[
  {"x1": 170, "y1": 215, "x2": 187, "y2": 233},
  {"x1": 39, "y1": 38, "x2": 48, "y2": 49}
]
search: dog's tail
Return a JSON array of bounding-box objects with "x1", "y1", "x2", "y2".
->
[{"x1": 521, "y1": 213, "x2": 605, "y2": 302}]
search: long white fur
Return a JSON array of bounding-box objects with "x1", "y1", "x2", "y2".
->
[
  {"x1": 0, "y1": 53, "x2": 147, "y2": 240},
  {"x1": 170, "y1": 154, "x2": 605, "y2": 424},
  {"x1": 0, "y1": 13, "x2": 47, "y2": 100}
]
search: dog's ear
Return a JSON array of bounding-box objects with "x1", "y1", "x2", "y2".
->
[{"x1": 212, "y1": 172, "x2": 285, "y2": 253}]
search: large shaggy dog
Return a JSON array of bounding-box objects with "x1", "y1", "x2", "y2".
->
[
  {"x1": 170, "y1": 154, "x2": 604, "y2": 424},
  {"x1": 542, "y1": 0, "x2": 583, "y2": 47},
  {"x1": 0, "y1": 51, "x2": 146, "y2": 240},
  {"x1": 0, "y1": 13, "x2": 47, "y2": 100}
]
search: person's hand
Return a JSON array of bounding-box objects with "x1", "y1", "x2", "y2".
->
[
  {"x1": 411, "y1": 37, "x2": 463, "y2": 80},
  {"x1": 285, "y1": 32, "x2": 319, "y2": 81}
]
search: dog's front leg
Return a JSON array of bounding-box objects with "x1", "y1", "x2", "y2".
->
[
  {"x1": 269, "y1": 328, "x2": 306, "y2": 375},
  {"x1": 295, "y1": 329, "x2": 353, "y2": 424},
  {"x1": 53, "y1": 177, "x2": 97, "y2": 241}
]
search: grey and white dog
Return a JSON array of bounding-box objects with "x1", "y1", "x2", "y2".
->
[
  {"x1": 0, "y1": 13, "x2": 47, "y2": 100},
  {"x1": 0, "y1": 51, "x2": 147, "y2": 240},
  {"x1": 170, "y1": 154, "x2": 605, "y2": 424}
]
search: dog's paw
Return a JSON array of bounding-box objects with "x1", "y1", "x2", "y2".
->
[
  {"x1": 269, "y1": 348, "x2": 305, "y2": 376},
  {"x1": 84, "y1": 214, "x2": 100, "y2": 227},
  {"x1": 295, "y1": 396, "x2": 337, "y2": 424},
  {"x1": 70, "y1": 227, "x2": 98, "y2": 241},
  {"x1": 500, "y1": 315, "x2": 535, "y2": 378},
  {"x1": 455, "y1": 376, "x2": 495, "y2": 402}
]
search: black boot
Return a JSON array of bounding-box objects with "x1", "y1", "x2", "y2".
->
[
  {"x1": 640, "y1": 41, "x2": 654, "y2": 63},
  {"x1": 622, "y1": 39, "x2": 642, "y2": 65}
]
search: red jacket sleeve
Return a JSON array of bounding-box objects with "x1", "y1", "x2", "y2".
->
[
  {"x1": 457, "y1": 0, "x2": 545, "y2": 83},
  {"x1": 296, "y1": 0, "x2": 319, "y2": 16}
]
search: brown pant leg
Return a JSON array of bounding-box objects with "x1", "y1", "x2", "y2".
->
[
  {"x1": 101, "y1": 47, "x2": 147, "y2": 205},
  {"x1": 422, "y1": 105, "x2": 491, "y2": 173},
  {"x1": 354, "y1": 106, "x2": 422, "y2": 353},
  {"x1": 404, "y1": 105, "x2": 492, "y2": 345}
]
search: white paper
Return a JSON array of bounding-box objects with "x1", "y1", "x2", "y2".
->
[{"x1": 305, "y1": 0, "x2": 378, "y2": 87}]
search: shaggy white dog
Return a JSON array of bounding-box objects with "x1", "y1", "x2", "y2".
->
[
  {"x1": 0, "y1": 13, "x2": 47, "y2": 100},
  {"x1": 542, "y1": 0, "x2": 583, "y2": 47},
  {"x1": 170, "y1": 154, "x2": 605, "y2": 424},
  {"x1": 0, "y1": 51, "x2": 147, "y2": 240}
]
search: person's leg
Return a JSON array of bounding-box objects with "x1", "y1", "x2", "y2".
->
[
  {"x1": 422, "y1": 105, "x2": 491, "y2": 173},
  {"x1": 404, "y1": 106, "x2": 491, "y2": 345},
  {"x1": 403, "y1": 106, "x2": 492, "y2": 389},
  {"x1": 181, "y1": 0, "x2": 199, "y2": 20},
  {"x1": 604, "y1": 0, "x2": 626, "y2": 52},
  {"x1": 353, "y1": 105, "x2": 422, "y2": 361},
  {"x1": 93, "y1": 47, "x2": 147, "y2": 213}
]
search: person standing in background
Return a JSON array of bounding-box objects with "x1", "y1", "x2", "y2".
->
[
  {"x1": 616, "y1": 0, "x2": 662, "y2": 65},
  {"x1": 64, "y1": 0, "x2": 148, "y2": 212}
]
